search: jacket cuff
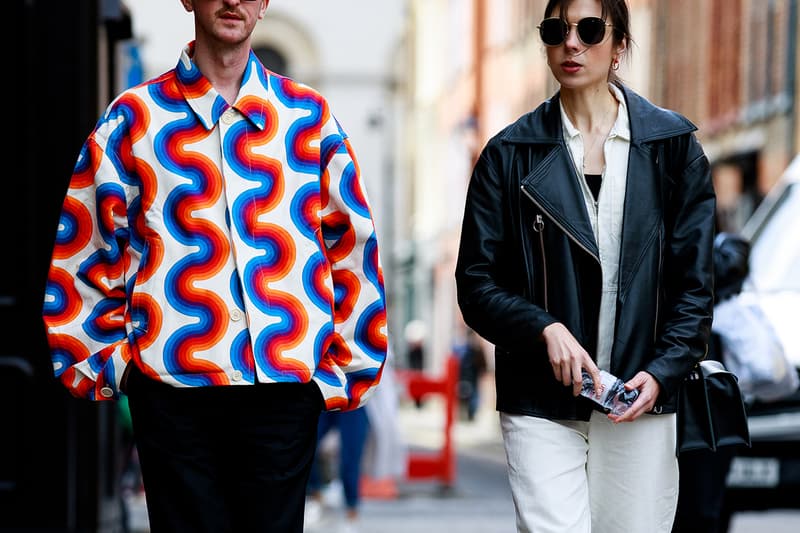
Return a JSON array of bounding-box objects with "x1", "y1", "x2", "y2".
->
[{"x1": 72, "y1": 342, "x2": 132, "y2": 401}]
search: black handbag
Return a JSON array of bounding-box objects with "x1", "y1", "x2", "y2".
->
[{"x1": 676, "y1": 360, "x2": 751, "y2": 455}]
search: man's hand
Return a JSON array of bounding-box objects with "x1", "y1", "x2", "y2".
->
[
  {"x1": 541, "y1": 322, "x2": 601, "y2": 397},
  {"x1": 608, "y1": 371, "x2": 661, "y2": 423}
]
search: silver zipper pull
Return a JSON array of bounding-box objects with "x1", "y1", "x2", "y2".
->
[{"x1": 533, "y1": 214, "x2": 544, "y2": 232}]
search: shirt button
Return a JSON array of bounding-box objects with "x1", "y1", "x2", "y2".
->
[
  {"x1": 230, "y1": 309, "x2": 243, "y2": 322},
  {"x1": 221, "y1": 109, "x2": 235, "y2": 124},
  {"x1": 232, "y1": 370, "x2": 243, "y2": 382},
  {"x1": 100, "y1": 387, "x2": 114, "y2": 398}
]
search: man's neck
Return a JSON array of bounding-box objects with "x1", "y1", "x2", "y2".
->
[{"x1": 191, "y1": 40, "x2": 251, "y2": 105}]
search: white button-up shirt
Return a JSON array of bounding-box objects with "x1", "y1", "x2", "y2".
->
[{"x1": 560, "y1": 83, "x2": 631, "y2": 370}]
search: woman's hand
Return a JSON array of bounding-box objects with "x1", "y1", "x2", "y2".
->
[
  {"x1": 608, "y1": 371, "x2": 662, "y2": 423},
  {"x1": 541, "y1": 322, "x2": 601, "y2": 397}
]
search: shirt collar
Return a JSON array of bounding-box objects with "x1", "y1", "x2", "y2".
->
[
  {"x1": 175, "y1": 41, "x2": 271, "y2": 131},
  {"x1": 559, "y1": 83, "x2": 631, "y2": 142}
]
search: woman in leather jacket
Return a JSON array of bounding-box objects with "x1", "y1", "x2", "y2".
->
[{"x1": 455, "y1": 0, "x2": 716, "y2": 531}]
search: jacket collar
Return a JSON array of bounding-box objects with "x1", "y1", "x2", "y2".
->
[
  {"x1": 175, "y1": 41, "x2": 272, "y2": 132},
  {"x1": 500, "y1": 83, "x2": 696, "y2": 146},
  {"x1": 518, "y1": 84, "x2": 695, "y2": 266},
  {"x1": 560, "y1": 83, "x2": 631, "y2": 143}
]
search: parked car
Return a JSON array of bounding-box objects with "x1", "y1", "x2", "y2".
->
[{"x1": 722, "y1": 154, "x2": 800, "y2": 525}]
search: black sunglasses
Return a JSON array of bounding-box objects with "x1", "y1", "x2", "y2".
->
[{"x1": 538, "y1": 17, "x2": 612, "y2": 47}]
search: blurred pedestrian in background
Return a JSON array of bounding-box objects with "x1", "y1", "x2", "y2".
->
[
  {"x1": 404, "y1": 319, "x2": 427, "y2": 371},
  {"x1": 456, "y1": 329, "x2": 488, "y2": 421},
  {"x1": 404, "y1": 320, "x2": 427, "y2": 408},
  {"x1": 305, "y1": 345, "x2": 406, "y2": 533},
  {"x1": 305, "y1": 408, "x2": 370, "y2": 532},
  {"x1": 361, "y1": 345, "x2": 407, "y2": 489},
  {"x1": 41, "y1": 0, "x2": 387, "y2": 531},
  {"x1": 455, "y1": 0, "x2": 715, "y2": 531}
]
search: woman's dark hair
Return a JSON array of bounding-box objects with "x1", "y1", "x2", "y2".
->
[{"x1": 543, "y1": 0, "x2": 632, "y2": 82}]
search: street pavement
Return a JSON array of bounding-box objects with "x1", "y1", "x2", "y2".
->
[{"x1": 125, "y1": 381, "x2": 800, "y2": 533}]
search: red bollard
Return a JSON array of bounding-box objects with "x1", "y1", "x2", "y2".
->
[{"x1": 395, "y1": 355, "x2": 460, "y2": 488}]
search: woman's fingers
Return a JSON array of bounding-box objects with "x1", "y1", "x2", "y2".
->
[
  {"x1": 571, "y1": 361, "x2": 584, "y2": 396},
  {"x1": 560, "y1": 363, "x2": 573, "y2": 387},
  {"x1": 609, "y1": 372, "x2": 661, "y2": 423},
  {"x1": 585, "y1": 365, "x2": 603, "y2": 398},
  {"x1": 542, "y1": 323, "x2": 599, "y2": 394}
]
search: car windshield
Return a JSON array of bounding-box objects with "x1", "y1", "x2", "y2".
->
[{"x1": 748, "y1": 183, "x2": 800, "y2": 292}]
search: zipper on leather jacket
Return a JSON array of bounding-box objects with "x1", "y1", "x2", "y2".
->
[
  {"x1": 532, "y1": 214, "x2": 549, "y2": 312},
  {"x1": 520, "y1": 186, "x2": 601, "y2": 265}
]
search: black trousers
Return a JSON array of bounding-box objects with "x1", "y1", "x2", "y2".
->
[{"x1": 125, "y1": 366, "x2": 323, "y2": 533}]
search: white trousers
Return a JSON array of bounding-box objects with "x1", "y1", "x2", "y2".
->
[{"x1": 500, "y1": 411, "x2": 678, "y2": 533}]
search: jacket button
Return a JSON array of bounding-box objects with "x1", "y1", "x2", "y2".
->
[
  {"x1": 232, "y1": 370, "x2": 243, "y2": 382},
  {"x1": 230, "y1": 309, "x2": 243, "y2": 321},
  {"x1": 100, "y1": 387, "x2": 114, "y2": 398},
  {"x1": 221, "y1": 109, "x2": 235, "y2": 124}
]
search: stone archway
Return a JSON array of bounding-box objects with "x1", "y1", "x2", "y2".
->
[{"x1": 252, "y1": 13, "x2": 320, "y2": 84}]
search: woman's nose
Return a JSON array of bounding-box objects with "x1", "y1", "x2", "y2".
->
[{"x1": 564, "y1": 26, "x2": 582, "y2": 49}]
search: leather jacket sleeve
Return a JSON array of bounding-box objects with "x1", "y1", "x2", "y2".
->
[
  {"x1": 455, "y1": 144, "x2": 558, "y2": 351},
  {"x1": 646, "y1": 133, "x2": 716, "y2": 402}
]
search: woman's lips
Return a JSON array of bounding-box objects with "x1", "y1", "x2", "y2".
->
[{"x1": 561, "y1": 61, "x2": 582, "y2": 73}]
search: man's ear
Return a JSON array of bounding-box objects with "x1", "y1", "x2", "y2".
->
[{"x1": 180, "y1": 0, "x2": 193, "y2": 13}]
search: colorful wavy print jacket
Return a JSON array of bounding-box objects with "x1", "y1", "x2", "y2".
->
[{"x1": 43, "y1": 44, "x2": 387, "y2": 411}]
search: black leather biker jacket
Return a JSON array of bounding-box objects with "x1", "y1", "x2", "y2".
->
[{"x1": 455, "y1": 84, "x2": 716, "y2": 420}]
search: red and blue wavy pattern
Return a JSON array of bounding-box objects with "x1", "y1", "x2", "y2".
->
[
  {"x1": 157, "y1": 93, "x2": 229, "y2": 385},
  {"x1": 45, "y1": 49, "x2": 386, "y2": 406},
  {"x1": 269, "y1": 74, "x2": 327, "y2": 174},
  {"x1": 228, "y1": 113, "x2": 311, "y2": 382}
]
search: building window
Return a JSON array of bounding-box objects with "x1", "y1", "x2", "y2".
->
[
  {"x1": 254, "y1": 45, "x2": 288, "y2": 75},
  {"x1": 708, "y1": 0, "x2": 741, "y2": 127}
]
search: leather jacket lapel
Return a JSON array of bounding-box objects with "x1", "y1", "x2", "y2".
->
[
  {"x1": 618, "y1": 143, "x2": 662, "y2": 294},
  {"x1": 520, "y1": 144, "x2": 600, "y2": 261}
]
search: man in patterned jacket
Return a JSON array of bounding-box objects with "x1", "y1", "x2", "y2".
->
[{"x1": 42, "y1": 1, "x2": 387, "y2": 531}]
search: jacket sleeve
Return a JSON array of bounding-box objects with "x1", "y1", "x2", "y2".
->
[
  {"x1": 42, "y1": 117, "x2": 138, "y2": 401},
  {"x1": 315, "y1": 124, "x2": 387, "y2": 411},
  {"x1": 455, "y1": 145, "x2": 558, "y2": 351},
  {"x1": 646, "y1": 133, "x2": 716, "y2": 401}
]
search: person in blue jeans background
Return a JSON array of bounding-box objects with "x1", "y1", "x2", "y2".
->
[{"x1": 306, "y1": 407, "x2": 371, "y2": 531}]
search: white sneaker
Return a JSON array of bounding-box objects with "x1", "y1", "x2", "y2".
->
[
  {"x1": 303, "y1": 499, "x2": 324, "y2": 527},
  {"x1": 338, "y1": 518, "x2": 360, "y2": 533},
  {"x1": 322, "y1": 479, "x2": 344, "y2": 508}
]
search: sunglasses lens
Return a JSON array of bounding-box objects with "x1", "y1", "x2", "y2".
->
[
  {"x1": 577, "y1": 17, "x2": 607, "y2": 45},
  {"x1": 539, "y1": 19, "x2": 566, "y2": 46}
]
